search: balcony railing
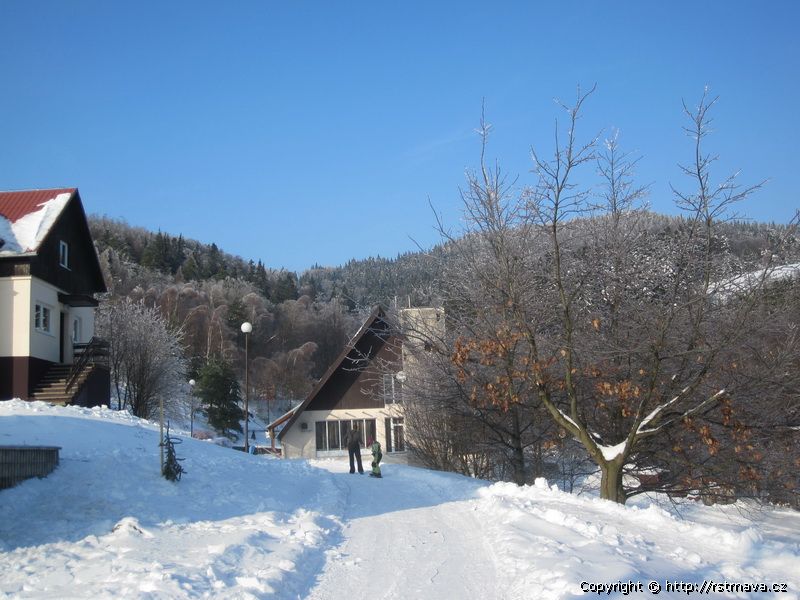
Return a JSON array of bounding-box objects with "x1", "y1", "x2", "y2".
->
[{"x1": 66, "y1": 337, "x2": 110, "y2": 393}]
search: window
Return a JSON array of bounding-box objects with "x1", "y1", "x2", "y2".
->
[
  {"x1": 340, "y1": 420, "x2": 352, "y2": 445},
  {"x1": 59, "y1": 241, "x2": 69, "y2": 269},
  {"x1": 315, "y1": 419, "x2": 377, "y2": 451},
  {"x1": 327, "y1": 421, "x2": 341, "y2": 450},
  {"x1": 383, "y1": 373, "x2": 401, "y2": 404},
  {"x1": 352, "y1": 420, "x2": 364, "y2": 446},
  {"x1": 72, "y1": 317, "x2": 82, "y2": 343},
  {"x1": 315, "y1": 422, "x2": 327, "y2": 451},
  {"x1": 34, "y1": 303, "x2": 52, "y2": 333},
  {"x1": 385, "y1": 417, "x2": 405, "y2": 452},
  {"x1": 365, "y1": 419, "x2": 377, "y2": 445}
]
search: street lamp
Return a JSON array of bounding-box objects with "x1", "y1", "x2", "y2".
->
[
  {"x1": 241, "y1": 321, "x2": 252, "y2": 453},
  {"x1": 188, "y1": 379, "x2": 196, "y2": 438},
  {"x1": 159, "y1": 395, "x2": 164, "y2": 472}
]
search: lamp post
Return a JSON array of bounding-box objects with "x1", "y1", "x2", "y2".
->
[
  {"x1": 159, "y1": 395, "x2": 164, "y2": 472},
  {"x1": 188, "y1": 378, "x2": 196, "y2": 438},
  {"x1": 241, "y1": 321, "x2": 252, "y2": 453}
]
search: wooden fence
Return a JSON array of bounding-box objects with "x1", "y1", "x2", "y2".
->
[{"x1": 0, "y1": 446, "x2": 61, "y2": 490}]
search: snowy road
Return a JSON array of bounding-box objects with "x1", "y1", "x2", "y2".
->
[
  {"x1": 307, "y1": 459, "x2": 498, "y2": 599},
  {"x1": 2, "y1": 401, "x2": 799, "y2": 600}
]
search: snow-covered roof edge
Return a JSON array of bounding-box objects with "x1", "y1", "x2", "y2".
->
[
  {"x1": 710, "y1": 263, "x2": 800, "y2": 298},
  {"x1": 0, "y1": 190, "x2": 74, "y2": 256}
]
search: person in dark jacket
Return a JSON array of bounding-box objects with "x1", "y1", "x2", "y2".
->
[{"x1": 345, "y1": 424, "x2": 364, "y2": 474}]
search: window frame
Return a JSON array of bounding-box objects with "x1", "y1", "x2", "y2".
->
[
  {"x1": 383, "y1": 373, "x2": 402, "y2": 404},
  {"x1": 386, "y1": 416, "x2": 405, "y2": 453},
  {"x1": 327, "y1": 421, "x2": 341, "y2": 450},
  {"x1": 315, "y1": 418, "x2": 377, "y2": 451},
  {"x1": 34, "y1": 302, "x2": 53, "y2": 334},
  {"x1": 315, "y1": 422, "x2": 327, "y2": 451},
  {"x1": 58, "y1": 240, "x2": 70, "y2": 269},
  {"x1": 72, "y1": 316, "x2": 82, "y2": 343}
]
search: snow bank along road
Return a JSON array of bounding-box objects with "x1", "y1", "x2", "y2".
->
[{"x1": 1, "y1": 400, "x2": 799, "y2": 599}]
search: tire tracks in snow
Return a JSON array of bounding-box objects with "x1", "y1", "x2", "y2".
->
[{"x1": 305, "y1": 460, "x2": 500, "y2": 600}]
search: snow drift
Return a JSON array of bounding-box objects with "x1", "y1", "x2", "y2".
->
[{"x1": 1, "y1": 400, "x2": 798, "y2": 599}]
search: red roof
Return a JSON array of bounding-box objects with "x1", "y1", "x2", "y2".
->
[{"x1": 0, "y1": 188, "x2": 77, "y2": 222}]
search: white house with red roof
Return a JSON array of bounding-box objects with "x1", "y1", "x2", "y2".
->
[{"x1": 0, "y1": 188, "x2": 109, "y2": 405}]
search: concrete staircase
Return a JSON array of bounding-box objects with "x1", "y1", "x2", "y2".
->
[{"x1": 30, "y1": 364, "x2": 92, "y2": 405}]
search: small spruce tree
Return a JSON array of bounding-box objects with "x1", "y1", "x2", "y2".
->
[
  {"x1": 161, "y1": 422, "x2": 186, "y2": 481},
  {"x1": 197, "y1": 358, "x2": 243, "y2": 437}
]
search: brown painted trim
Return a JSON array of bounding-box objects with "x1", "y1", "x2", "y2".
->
[
  {"x1": 57, "y1": 293, "x2": 99, "y2": 308},
  {"x1": 0, "y1": 356, "x2": 54, "y2": 400}
]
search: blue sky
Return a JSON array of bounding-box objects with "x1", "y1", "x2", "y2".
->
[{"x1": 1, "y1": 1, "x2": 798, "y2": 272}]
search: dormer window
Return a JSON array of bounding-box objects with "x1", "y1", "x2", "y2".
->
[{"x1": 59, "y1": 240, "x2": 69, "y2": 269}]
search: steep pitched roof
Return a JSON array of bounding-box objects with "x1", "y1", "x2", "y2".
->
[
  {"x1": 266, "y1": 405, "x2": 298, "y2": 432},
  {"x1": 277, "y1": 306, "x2": 391, "y2": 440},
  {"x1": 0, "y1": 188, "x2": 77, "y2": 255}
]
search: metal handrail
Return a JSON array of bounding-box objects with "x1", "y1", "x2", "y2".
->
[{"x1": 65, "y1": 337, "x2": 109, "y2": 393}]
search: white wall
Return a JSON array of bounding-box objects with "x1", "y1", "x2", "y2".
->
[
  {"x1": 70, "y1": 306, "x2": 95, "y2": 343},
  {"x1": 0, "y1": 276, "x2": 32, "y2": 357},
  {"x1": 2, "y1": 274, "x2": 99, "y2": 366},
  {"x1": 29, "y1": 277, "x2": 60, "y2": 362},
  {"x1": 63, "y1": 306, "x2": 96, "y2": 363}
]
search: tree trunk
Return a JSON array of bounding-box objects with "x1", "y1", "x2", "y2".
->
[
  {"x1": 599, "y1": 459, "x2": 626, "y2": 504},
  {"x1": 510, "y1": 407, "x2": 526, "y2": 485}
]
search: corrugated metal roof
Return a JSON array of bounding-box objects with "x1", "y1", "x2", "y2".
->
[{"x1": 0, "y1": 188, "x2": 77, "y2": 222}]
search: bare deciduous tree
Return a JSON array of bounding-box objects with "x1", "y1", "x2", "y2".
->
[
  {"x1": 97, "y1": 297, "x2": 187, "y2": 420},
  {"x1": 441, "y1": 88, "x2": 794, "y2": 504}
]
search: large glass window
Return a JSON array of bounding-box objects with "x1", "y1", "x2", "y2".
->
[
  {"x1": 327, "y1": 421, "x2": 341, "y2": 450},
  {"x1": 365, "y1": 419, "x2": 377, "y2": 445},
  {"x1": 315, "y1": 422, "x2": 327, "y2": 451},
  {"x1": 393, "y1": 417, "x2": 405, "y2": 452},
  {"x1": 385, "y1": 417, "x2": 405, "y2": 452},
  {"x1": 315, "y1": 419, "x2": 377, "y2": 451},
  {"x1": 340, "y1": 420, "x2": 352, "y2": 445},
  {"x1": 353, "y1": 420, "x2": 365, "y2": 446}
]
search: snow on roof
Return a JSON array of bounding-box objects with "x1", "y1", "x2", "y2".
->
[
  {"x1": 0, "y1": 189, "x2": 75, "y2": 256},
  {"x1": 710, "y1": 263, "x2": 800, "y2": 298},
  {"x1": 267, "y1": 405, "x2": 298, "y2": 431}
]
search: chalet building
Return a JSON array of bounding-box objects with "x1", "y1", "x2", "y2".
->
[
  {"x1": 268, "y1": 305, "x2": 444, "y2": 460},
  {"x1": 0, "y1": 188, "x2": 109, "y2": 406}
]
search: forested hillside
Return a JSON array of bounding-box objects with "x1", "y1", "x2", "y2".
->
[
  {"x1": 89, "y1": 209, "x2": 800, "y2": 507},
  {"x1": 88, "y1": 212, "x2": 797, "y2": 404},
  {"x1": 88, "y1": 215, "x2": 446, "y2": 425}
]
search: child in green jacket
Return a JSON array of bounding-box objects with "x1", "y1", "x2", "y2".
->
[{"x1": 369, "y1": 438, "x2": 382, "y2": 478}]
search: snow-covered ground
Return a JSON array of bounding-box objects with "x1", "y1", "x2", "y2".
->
[{"x1": 1, "y1": 400, "x2": 798, "y2": 599}]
